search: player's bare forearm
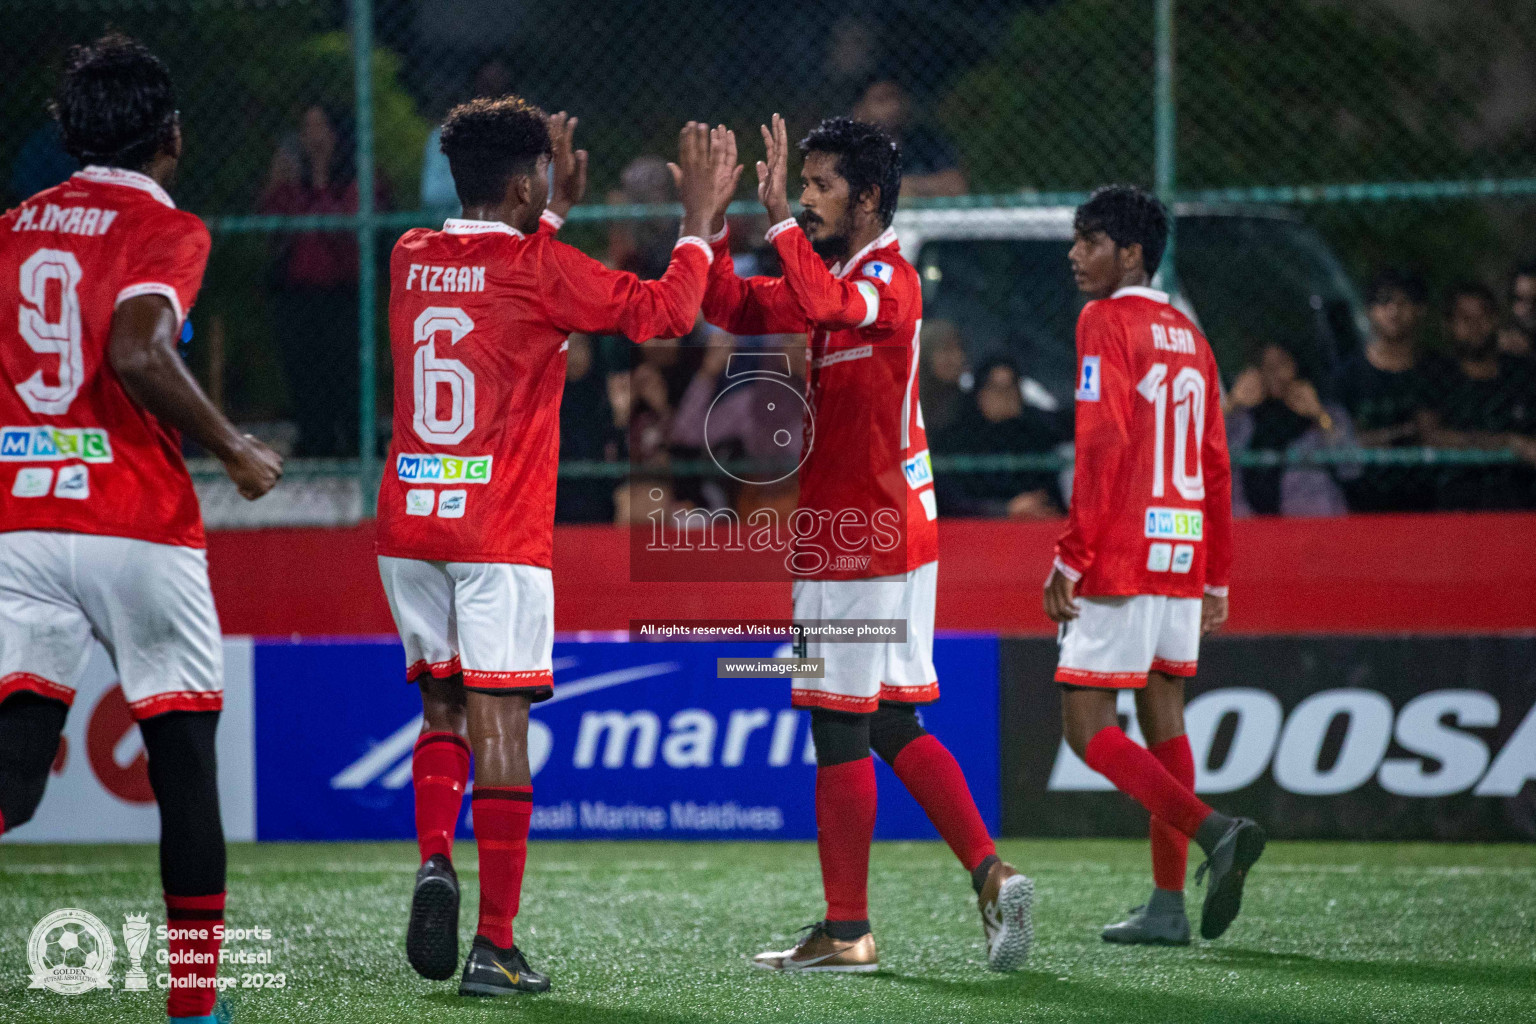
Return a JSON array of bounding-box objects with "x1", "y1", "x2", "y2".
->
[{"x1": 109, "y1": 295, "x2": 282, "y2": 498}]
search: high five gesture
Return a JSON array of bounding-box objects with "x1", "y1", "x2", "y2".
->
[{"x1": 756, "y1": 112, "x2": 792, "y2": 224}]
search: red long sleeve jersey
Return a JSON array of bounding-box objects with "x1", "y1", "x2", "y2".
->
[
  {"x1": 376, "y1": 216, "x2": 711, "y2": 565},
  {"x1": 1054, "y1": 286, "x2": 1233, "y2": 598},
  {"x1": 703, "y1": 220, "x2": 937, "y2": 580},
  {"x1": 0, "y1": 167, "x2": 210, "y2": 548}
]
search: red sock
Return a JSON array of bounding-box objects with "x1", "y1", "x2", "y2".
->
[
  {"x1": 472, "y1": 786, "x2": 532, "y2": 948},
  {"x1": 1084, "y1": 727, "x2": 1211, "y2": 838},
  {"x1": 164, "y1": 892, "x2": 224, "y2": 1019},
  {"x1": 413, "y1": 731, "x2": 471, "y2": 864},
  {"x1": 816, "y1": 758, "x2": 878, "y2": 921},
  {"x1": 891, "y1": 734, "x2": 996, "y2": 871},
  {"x1": 1148, "y1": 735, "x2": 1196, "y2": 891}
]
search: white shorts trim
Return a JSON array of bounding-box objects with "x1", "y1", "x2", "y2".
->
[
  {"x1": 0, "y1": 531, "x2": 222, "y2": 718},
  {"x1": 1055, "y1": 594, "x2": 1201, "y2": 688},
  {"x1": 378, "y1": 557, "x2": 554, "y2": 697},
  {"x1": 789, "y1": 561, "x2": 938, "y2": 713}
]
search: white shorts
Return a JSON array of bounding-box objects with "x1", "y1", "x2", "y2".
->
[
  {"x1": 378, "y1": 556, "x2": 555, "y2": 699},
  {"x1": 0, "y1": 531, "x2": 223, "y2": 718},
  {"x1": 1055, "y1": 594, "x2": 1201, "y2": 688},
  {"x1": 790, "y1": 561, "x2": 938, "y2": 714}
]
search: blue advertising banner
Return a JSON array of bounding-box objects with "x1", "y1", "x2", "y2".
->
[{"x1": 254, "y1": 636, "x2": 999, "y2": 841}]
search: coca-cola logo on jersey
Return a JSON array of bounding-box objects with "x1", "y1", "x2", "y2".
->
[{"x1": 1048, "y1": 686, "x2": 1536, "y2": 798}]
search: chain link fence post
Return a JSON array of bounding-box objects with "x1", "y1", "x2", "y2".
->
[
  {"x1": 352, "y1": 0, "x2": 378, "y2": 515},
  {"x1": 1154, "y1": 0, "x2": 1178, "y2": 294}
]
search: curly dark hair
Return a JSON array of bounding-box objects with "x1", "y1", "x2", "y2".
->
[
  {"x1": 439, "y1": 95, "x2": 551, "y2": 208},
  {"x1": 52, "y1": 34, "x2": 177, "y2": 170},
  {"x1": 1073, "y1": 185, "x2": 1170, "y2": 276},
  {"x1": 1366, "y1": 267, "x2": 1428, "y2": 306},
  {"x1": 799, "y1": 117, "x2": 902, "y2": 227}
]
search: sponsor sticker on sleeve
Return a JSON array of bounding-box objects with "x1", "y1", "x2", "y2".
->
[
  {"x1": 861, "y1": 260, "x2": 894, "y2": 285},
  {"x1": 1076, "y1": 356, "x2": 1101, "y2": 402}
]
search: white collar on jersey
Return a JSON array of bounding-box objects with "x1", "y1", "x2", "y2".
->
[
  {"x1": 832, "y1": 227, "x2": 900, "y2": 279},
  {"x1": 1111, "y1": 285, "x2": 1170, "y2": 303},
  {"x1": 443, "y1": 217, "x2": 523, "y2": 237},
  {"x1": 74, "y1": 166, "x2": 176, "y2": 208}
]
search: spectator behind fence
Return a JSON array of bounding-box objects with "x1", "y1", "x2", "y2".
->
[
  {"x1": 556, "y1": 334, "x2": 625, "y2": 523},
  {"x1": 919, "y1": 319, "x2": 970, "y2": 435},
  {"x1": 419, "y1": 57, "x2": 513, "y2": 210},
  {"x1": 1416, "y1": 283, "x2": 1536, "y2": 509},
  {"x1": 259, "y1": 104, "x2": 389, "y2": 456},
  {"x1": 1226, "y1": 344, "x2": 1355, "y2": 517},
  {"x1": 851, "y1": 77, "x2": 967, "y2": 197},
  {"x1": 1335, "y1": 269, "x2": 1436, "y2": 511},
  {"x1": 931, "y1": 357, "x2": 1060, "y2": 519},
  {"x1": 607, "y1": 156, "x2": 679, "y2": 279},
  {"x1": 670, "y1": 332, "x2": 805, "y2": 467},
  {"x1": 1501, "y1": 261, "x2": 1536, "y2": 358},
  {"x1": 628, "y1": 360, "x2": 675, "y2": 470}
]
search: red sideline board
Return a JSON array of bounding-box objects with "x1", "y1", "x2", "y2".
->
[{"x1": 207, "y1": 513, "x2": 1536, "y2": 637}]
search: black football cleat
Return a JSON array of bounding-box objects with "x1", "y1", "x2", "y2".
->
[
  {"x1": 1195, "y1": 818, "x2": 1266, "y2": 940},
  {"x1": 406, "y1": 853, "x2": 460, "y2": 980},
  {"x1": 458, "y1": 935, "x2": 551, "y2": 996}
]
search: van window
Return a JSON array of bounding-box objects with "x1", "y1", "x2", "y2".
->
[{"x1": 914, "y1": 214, "x2": 1363, "y2": 405}]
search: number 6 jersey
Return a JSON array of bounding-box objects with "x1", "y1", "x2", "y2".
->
[
  {"x1": 377, "y1": 215, "x2": 711, "y2": 566},
  {"x1": 0, "y1": 167, "x2": 211, "y2": 548},
  {"x1": 1054, "y1": 286, "x2": 1233, "y2": 599}
]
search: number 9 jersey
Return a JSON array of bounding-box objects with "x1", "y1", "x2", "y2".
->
[
  {"x1": 1053, "y1": 286, "x2": 1233, "y2": 600},
  {"x1": 0, "y1": 167, "x2": 210, "y2": 548}
]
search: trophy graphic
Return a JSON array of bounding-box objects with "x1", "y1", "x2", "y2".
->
[{"x1": 122, "y1": 913, "x2": 151, "y2": 991}]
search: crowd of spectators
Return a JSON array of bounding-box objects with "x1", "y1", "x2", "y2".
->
[
  {"x1": 9, "y1": 54, "x2": 1533, "y2": 517},
  {"x1": 553, "y1": 259, "x2": 1536, "y2": 525},
  {"x1": 1272, "y1": 268, "x2": 1536, "y2": 514}
]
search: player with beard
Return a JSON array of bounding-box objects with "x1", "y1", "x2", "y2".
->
[{"x1": 702, "y1": 115, "x2": 1034, "y2": 973}]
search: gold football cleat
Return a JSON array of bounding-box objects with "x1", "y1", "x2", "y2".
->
[
  {"x1": 978, "y1": 860, "x2": 1035, "y2": 971},
  {"x1": 752, "y1": 923, "x2": 878, "y2": 973}
]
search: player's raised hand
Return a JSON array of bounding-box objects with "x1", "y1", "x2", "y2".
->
[
  {"x1": 707, "y1": 124, "x2": 743, "y2": 239},
  {"x1": 756, "y1": 113, "x2": 791, "y2": 224},
  {"x1": 669, "y1": 121, "x2": 715, "y2": 240},
  {"x1": 1043, "y1": 566, "x2": 1080, "y2": 624},
  {"x1": 224, "y1": 434, "x2": 283, "y2": 500},
  {"x1": 547, "y1": 111, "x2": 587, "y2": 218}
]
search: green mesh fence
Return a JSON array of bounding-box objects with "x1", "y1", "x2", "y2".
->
[{"x1": 3, "y1": 0, "x2": 1533, "y2": 523}]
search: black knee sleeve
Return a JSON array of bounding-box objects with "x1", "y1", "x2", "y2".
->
[
  {"x1": 0, "y1": 693, "x2": 68, "y2": 832},
  {"x1": 809, "y1": 709, "x2": 871, "y2": 767},
  {"x1": 140, "y1": 710, "x2": 226, "y2": 897},
  {"x1": 870, "y1": 701, "x2": 928, "y2": 765}
]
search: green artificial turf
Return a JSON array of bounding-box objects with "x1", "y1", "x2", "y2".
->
[{"x1": 2, "y1": 839, "x2": 1534, "y2": 1023}]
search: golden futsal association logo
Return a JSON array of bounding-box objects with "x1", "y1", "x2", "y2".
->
[{"x1": 26, "y1": 908, "x2": 116, "y2": 995}]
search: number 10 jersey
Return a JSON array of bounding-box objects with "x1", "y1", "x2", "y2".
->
[
  {"x1": 377, "y1": 216, "x2": 711, "y2": 566},
  {"x1": 1054, "y1": 286, "x2": 1233, "y2": 599}
]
